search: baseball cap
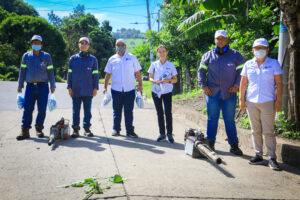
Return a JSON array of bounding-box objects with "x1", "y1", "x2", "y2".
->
[
  {"x1": 215, "y1": 30, "x2": 227, "y2": 38},
  {"x1": 253, "y1": 38, "x2": 269, "y2": 48},
  {"x1": 30, "y1": 35, "x2": 42, "y2": 42},
  {"x1": 79, "y1": 37, "x2": 90, "y2": 44}
]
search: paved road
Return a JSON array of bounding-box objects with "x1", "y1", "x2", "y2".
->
[{"x1": 0, "y1": 81, "x2": 300, "y2": 200}]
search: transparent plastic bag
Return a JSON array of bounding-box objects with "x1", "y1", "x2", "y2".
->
[
  {"x1": 101, "y1": 93, "x2": 111, "y2": 107},
  {"x1": 17, "y1": 92, "x2": 25, "y2": 110},
  {"x1": 48, "y1": 93, "x2": 57, "y2": 111},
  {"x1": 135, "y1": 91, "x2": 144, "y2": 109}
]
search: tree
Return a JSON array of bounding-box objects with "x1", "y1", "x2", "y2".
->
[
  {"x1": 280, "y1": 0, "x2": 300, "y2": 128},
  {"x1": 58, "y1": 5, "x2": 115, "y2": 78},
  {"x1": 0, "y1": 15, "x2": 67, "y2": 76},
  {"x1": 0, "y1": 0, "x2": 38, "y2": 16},
  {"x1": 48, "y1": 11, "x2": 62, "y2": 29}
]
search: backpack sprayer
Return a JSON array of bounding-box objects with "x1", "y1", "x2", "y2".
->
[
  {"x1": 184, "y1": 128, "x2": 222, "y2": 164},
  {"x1": 48, "y1": 117, "x2": 70, "y2": 146}
]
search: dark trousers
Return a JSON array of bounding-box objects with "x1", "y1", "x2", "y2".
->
[
  {"x1": 152, "y1": 92, "x2": 173, "y2": 135},
  {"x1": 22, "y1": 83, "x2": 49, "y2": 129},
  {"x1": 72, "y1": 96, "x2": 92, "y2": 130},
  {"x1": 111, "y1": 89, "x2": 135, "y2": 133}
]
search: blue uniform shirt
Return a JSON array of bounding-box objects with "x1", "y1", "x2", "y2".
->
[
  {"x1": 18, "y1": 51, "x2": 56, "y2": 88},
  {"x1": 67, "y1": 53, "x2": 99, "y2": 97},
  {"x1": 241, "y1": 57, "x2": 283, "y2": 103},
  {"x1": 198, "y1": 48, "x2": 245, "y2": 100}
]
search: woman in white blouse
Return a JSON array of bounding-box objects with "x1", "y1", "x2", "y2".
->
[{"x1": 148, "y1": 45, "x2": 178, "y2": 143}]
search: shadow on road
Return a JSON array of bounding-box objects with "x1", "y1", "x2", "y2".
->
[{"x1": 28, "y1": 136, "x2": 105, "y2": 152}]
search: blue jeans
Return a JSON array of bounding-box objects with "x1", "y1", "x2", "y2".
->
[
  {"x1": 22, "y1": 83, "x2": 49, "y2": 129},
  {"x1": 111, "y1": 89, "x2": 135, "y2": 133},
  {"x1": 152, "y1": 92, "x2": 173, "y2": 135},
  {"x1": 206, "y1": 91, "x2": 238, "y2": 145},
  {"x1": 72, "y1": 96, "x2": 92, "y2": 130}
]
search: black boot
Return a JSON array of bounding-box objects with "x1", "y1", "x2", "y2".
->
[
  {"x1": 230, "y1": 142, "x2": 243, "y2": 156},
  {"x1": 16, "y1": 127, "x2": 30, "y2": 140},
  {"x1": 207, "y1": 139, "x2": 215, "y2": 151},
  {"x1": 35, "y1": 126, "x2": 44, "y2": 138},
  {"x1": 71, "y1": 127, "x2": 80, "y2": 138},
  {"x1": 84, "y1": 127, "x2": 94, "y2": 137}
]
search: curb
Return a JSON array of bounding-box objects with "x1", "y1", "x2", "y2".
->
[{"x1": 173, "y1": 103, "x2": 300, "y2": 169}]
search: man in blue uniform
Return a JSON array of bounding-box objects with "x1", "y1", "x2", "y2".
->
[
  {"x1": 67, "y1": 37, "x2": 99, "y2": 138},
  {"x1": 17, "y1": 35, "x2": 56, "y2": 140},
  {"x1": 198, "y1": 30, "x2": 245, "y2": 155}
]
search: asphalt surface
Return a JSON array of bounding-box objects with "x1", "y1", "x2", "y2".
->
[{"x1": 0, "y1": 81, "x2": 300, "y2": 200}]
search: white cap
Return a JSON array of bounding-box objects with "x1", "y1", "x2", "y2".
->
[
  {"x1": 79, "y1": 37, "x2": 90, "y2": 44},
  {"x1": 30, "y1": 35, "x2": 42, "y2": 42},
  {"x1": 116, "y1": 39, "x2": 126, "y2": 45},
  {"x1": 214, "y1": 30, "x2": 227, "y2": 38},
  {"x1": 253, "y1": 38, "x2": 269, "y2": 48}
]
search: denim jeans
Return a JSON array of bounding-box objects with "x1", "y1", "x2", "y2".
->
[
  {"x1": 72, "y1": 96, "x2": 92, "y2": 130},
  {"x1": 111, "y1": 89, "x2": 135, "y2": 133},
  {"x1": 22, "y1": 83, "x2": 49, "y2": 129},
  {"x1": 152, "y1": 92, "x2": 172, "y2": 135},
  {"x1": 206, "y1": 91, "x2": 238, "y2": 145}
]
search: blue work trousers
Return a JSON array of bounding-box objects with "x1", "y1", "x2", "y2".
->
[
  {"x1": 206, "y1": 91, "x2": 238, "y2": 145},
  {"x1": 22, "y1": 83, "x2": 49, "y2": 129},
  {"x1": 72, "y1": 96, "x2": 92, "y2": 130}
]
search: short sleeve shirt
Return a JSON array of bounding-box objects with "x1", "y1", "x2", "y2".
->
[
  {"x1": 105, "y1": 51, "x2": 142, "y2": 92},
  {"x1": 241, "y1": 57, "x2": 283, "y2": 103},
  {"x1": 148, "y1": 60, "x2": 178, "y2": 95}
]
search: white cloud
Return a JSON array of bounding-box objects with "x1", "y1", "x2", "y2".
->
[{"x1": 93, "y1": 13, "x2": 106, "y2": 21}]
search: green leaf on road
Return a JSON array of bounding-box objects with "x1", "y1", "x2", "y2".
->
[
  {"x1": 107, "y1": 174, "x2": 123, "y2": 183},
  {"x1": 84, "y1": 177, "x2": 94, "y2": 183},
  {"x1": 84, "y1": 187, "x2": 94, "y2": 194},
  {"x1": 56, "y1": 184, "x2": 69, "y2": 188},
  {"x1": 71, "y1": 181, "x2": 85, "y2": 187}
]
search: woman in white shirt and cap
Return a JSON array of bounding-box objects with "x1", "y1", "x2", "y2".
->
[
  {"x1": 148, "y1": 45, "x2": 178, "y2": 143},
  {"x1": 239, "y1": 38, "x2": 283, "y2": 170}
]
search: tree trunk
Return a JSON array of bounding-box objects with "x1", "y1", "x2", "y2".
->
[{"x1": 280, "y1": 0, "x2": 300, "y2": 128}]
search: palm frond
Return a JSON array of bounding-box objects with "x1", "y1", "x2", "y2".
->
[
  {"x1": 177, "y1": 11, "x2": 205, "y2": 31},
  {"x1": 178, "y1": 14, "x2": 236, "y2": 39}
]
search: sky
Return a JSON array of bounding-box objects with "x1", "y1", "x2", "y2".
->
[{"x1": 24, "y1": 0, "x2": 163, "y2": 33}]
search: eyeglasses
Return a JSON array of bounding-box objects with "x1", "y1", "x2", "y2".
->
[{"x1": 80, "y1": 43, "x2": 89, "y2": 46}]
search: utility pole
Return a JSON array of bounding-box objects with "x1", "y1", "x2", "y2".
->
[
  {"x1": 146, "y1": 0, "x2": 154, "y2": 62},
  {"x1": 278, "y1": 11, "x2": 290, "y2": 117},
  {"x1": 157, "y1": 9, "x2": 160, "y2": 32}
]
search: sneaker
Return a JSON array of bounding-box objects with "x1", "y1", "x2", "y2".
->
[
  {"x1": 268, "y1": 158, "x2": 280, "y2": 171},
  {"x1": 84, "y1": 128, "x2": 94, "y2": 137},
  {"x1": 35, "y1": 126, "x2": 44, "y2": 138},
  {"x1": 71, "y1": 129, "x2": 80, "y2": 138},
  {"x1": 127, "y1": 132, "x2": 138, "y2": 138},
  {"x1": 230, "y1": 142, "x2": 243, "y2": 156},
  {"x1": 157, "y1": 134, "x2": 166, "y2": 142},
  {"x1": 16, "y1": 127, "x2": 30, "y2": 141},
  {"x1": 166, "y1": 134, "x2": 174, "y2": 143},
  {"x1": 112, "y1": 130, "x2": 120, "y2": 136},
  {"x1": 249, "y1": 155, "x2": 264, "y2": 165}
]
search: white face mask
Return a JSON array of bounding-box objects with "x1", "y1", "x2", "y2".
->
[{"x1": 254, "y1": 49, "x2": 267, "y2": 59}]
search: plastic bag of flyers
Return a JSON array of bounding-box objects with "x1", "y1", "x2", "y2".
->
[
  {"x1": 135, "y1": 91, "x2": 144, "y2": 109},
  {"x1": 101, "y1": 93, "x2": 111, "y2": 106},
  {"x1": 17, "y1": 92, "x2": 25, "y2": 109},
  {"x1": 48, "y1": 93, "x2": 57, "y2": 111}
]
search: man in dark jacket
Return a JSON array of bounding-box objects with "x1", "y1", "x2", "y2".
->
[
  {"x1": 198, "y1": 30, "x2": 245, "y2": 155},
  {"x1": 67, "y1": 37, "x2": 99, "y2": 138},
  {"x1": 17, "y1": 35, "x2": 56, "y2": 140}
]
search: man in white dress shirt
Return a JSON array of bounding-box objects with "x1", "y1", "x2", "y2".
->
[{"x1": 103, "y1": 39, "x2": 143, "y2": 138}]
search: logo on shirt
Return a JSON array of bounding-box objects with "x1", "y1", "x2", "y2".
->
[
  {"x1": 87, "y1": 67, "x2": 92, "y2": 70},
  {"x1": 126, "y1": 58, "x2": 131, "y2": 61}
]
